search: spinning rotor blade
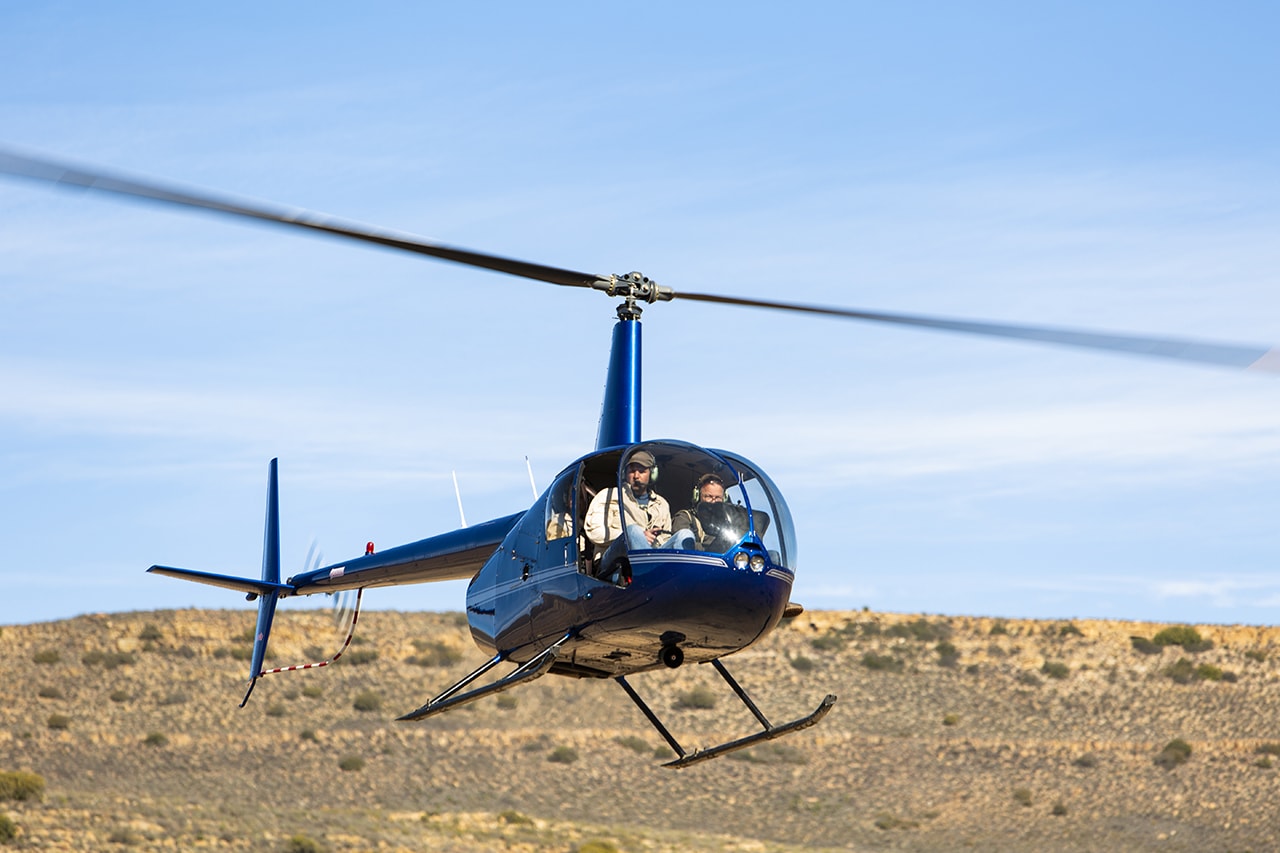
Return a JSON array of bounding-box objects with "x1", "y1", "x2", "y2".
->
[
  {"x1": 0, "y1": 147, "x2": 604, "y2": 290},
  {"x1": 4, "y1": 146, "x2": 1275, "y2": 374},
  {"x1": 677, "y1": 291, "x2": 1280, "y2": 374}
]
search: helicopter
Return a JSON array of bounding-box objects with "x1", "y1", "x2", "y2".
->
[{"x1": 2, "y1": 147, "x2": 1276, "y2": 768}]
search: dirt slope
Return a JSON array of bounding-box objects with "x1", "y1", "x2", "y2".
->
[{"x1": 3, "y1": 608, "x2": 1280, "y2": 851}]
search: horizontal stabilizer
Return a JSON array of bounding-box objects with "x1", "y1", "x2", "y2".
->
[{"x1": 148, "y1": 565, "x2": 295, "y2": 597}]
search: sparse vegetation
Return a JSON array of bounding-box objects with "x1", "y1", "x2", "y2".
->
[
  {"x1": 1041, "y1": 660, "x2": 1070, "y2": 680},
  {"x1": 861, "y1": 652, "x2": 904, "y2": 673},
  {"x1": 789, "y1": 653, "x2": 815, "y2": 672},
  {"x1": 548, "y1": 745, "x2": 579, "y2": 764},
  {"x1": 107, "y1": 826, "x2": 145, "y2": 845},
  {"x1": 407, "y1": 639, "x2": 463, "y2": 667},
  {"x1": 0, "y1": 772, "x2": 44, "y2": 802},
  {"x1": 1130, "y1": 636, "x2": 1161, "y2": 655},
  {"x1": 5, "y1": 608, "x2": 1280, "y2": 849},
  {"x1": 337, "y1": 755, "x2": 364, "y2": 772},
  {"x1": 809, "y1": 629, "x2": 848, "y2": 651},
  {"x1": 1058, "y1": 623, "x2": 1084, "y2": 638},
  {"x1": 1196, "y1": 663, "x2": 1224, "y2": 682},
  {"x1": 675, "y1": 684, "x2": 717, "y2": 710},
  {"x1": 886, "y1": 618, "x2": 951, "y2": 643},
  {"x1": 32, "y1": 649, "x2": 60, "y2": 665},
  {"x1": 46, "y1": 713, "x2": 70, "y2": 730},
  {"x1": 1162, "y1": 658, "x2": 1236, "y2": 685},
  {"x1": 1245, "y1": 649, "x2": 1267, "y2": 662},
  {"x1": 1012, "y1": 787, "x2": 1032, "y2": 807},
  {"x1": 989, "y1": 621, "x2": 1009, "y2": 636},
  {"x1": 266, "y1": 703, "x2": 287, "y2": 717},
  {"x1": 109, "y1": 689, "x2": 131, "y2": 703},
  {"x1": 341, "y1": 648, "x2": 378, "y2": 666},
  {"x1": 1155, "y1": 738, "x2": 1192, "y2": 769},
  {"x1": 81, "y1": 650, "x2": 136, "y2": 669},
  {"x1": 935, "y1": 641, "x2": 959, "y2": 667},
  {"x1": 577, "y1": 842, "x2": 620, "y2": 853},
  {"x1": 615, "y1": 735, "x2": 650, "y2": 754},
  {"x1": 1153, "y1": 625, "x2": 1213, "y2": 652},
  {"x1": 352, "y1": 690, "x2": 382, "y2": 712},
  {"x1": 498, "y1": 809, "x2": 534, "y2": 826},
  {"x1": 0, "y1": 812, "x2": 16, "y2": 844},
  {"x1": 874, "y1": 812, "x2": 919, "y2": 830},
  {"x1": 138, "y1": 623, "x2": 163, "y2": 641},
  {"x1": 284, "y1": 833, "x2": 325, "y2": 852},
  {"x1": 496, "y1": 693, "x2": 518, "y2": 710}
]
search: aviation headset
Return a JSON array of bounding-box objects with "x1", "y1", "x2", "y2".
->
[
  {"x1": 693, "y1": 472, "x2": 725, "y2": 503},
  {"x1": 625, "y1": 449, "x2": 658, "y2": 483}
]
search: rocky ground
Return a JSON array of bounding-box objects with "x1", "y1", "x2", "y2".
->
[{"x1": 3, "y1": 607, "x2": 1280, "y2": 851}]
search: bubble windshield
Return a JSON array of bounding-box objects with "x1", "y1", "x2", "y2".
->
[{"x1": 594, "y1": 441, "x2": 795, "y2": 570}]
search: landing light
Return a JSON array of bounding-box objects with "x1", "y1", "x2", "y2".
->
[
  {"x1": 750, "y1": 554, "x2": 766, "y2": 573},
  {"x1": 733, "y1": 552, "x2": 750, "y2": 570}
]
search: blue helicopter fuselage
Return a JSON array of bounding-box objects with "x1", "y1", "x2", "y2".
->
[{"x1": 465, "y1": 439, "x2": 798, "y2": 677}]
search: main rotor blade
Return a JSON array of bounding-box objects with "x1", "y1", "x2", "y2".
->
[
  {"x1": 0, "y1": 147, "x2": 604, "y2": 290},
  {"x1": 677, "y1": 291, "x2": 1280, "y2": 374}
]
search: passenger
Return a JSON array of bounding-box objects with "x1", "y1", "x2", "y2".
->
[
  {"x1": 584, "y1": 450, "x2": 673, "y2": 553},
  {"x1": 669, "y1": 473, "x2": 727, "y2": 551}
]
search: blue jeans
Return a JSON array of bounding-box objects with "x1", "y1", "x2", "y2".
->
[{"x1": 626, "y1": 525, "x2": 693, "y2": 550}]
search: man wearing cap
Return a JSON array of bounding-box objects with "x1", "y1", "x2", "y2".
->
[
  {"x1": 584, "y1": 449, "x2": 673, "y2": 553},
  {"x1": 668, "y1": 472, "x2": 727, "y2": 551}
]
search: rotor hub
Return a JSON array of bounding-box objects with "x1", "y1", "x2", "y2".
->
[{"x1": 590, "y1": 271, "x2": 672, "y2": 320}]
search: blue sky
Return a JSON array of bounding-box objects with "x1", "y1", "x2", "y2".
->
[{"x1": 2, "y1": 3, "x2": 1277, "y2": 627}]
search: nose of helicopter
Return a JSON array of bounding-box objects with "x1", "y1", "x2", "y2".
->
[{"x1": 621, "y1": 550, "x2": 794, "y2": 653}]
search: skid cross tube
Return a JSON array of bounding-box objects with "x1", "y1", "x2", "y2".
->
[
  {"x1": 615, "y1": 659, "x2": 838, "y2": 769},
  {"x1": 397, "y1": 633, "x2": 571, "y2": 722}
]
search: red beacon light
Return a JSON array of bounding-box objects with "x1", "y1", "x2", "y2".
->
[{"x1": 365, "y1": 541, "x2": 375, "y2": 555}]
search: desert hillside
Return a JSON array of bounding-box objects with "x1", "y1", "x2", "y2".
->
[{"x1": 3, "y1": 607, "x2": 1280, "y2": 851}]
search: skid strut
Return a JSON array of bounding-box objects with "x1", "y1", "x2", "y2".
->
[
  {"x1": 617, "y1": 657, "x2": 836, "y2": 769},
  {"x1": 397, "y1": 633, "x2": 572, "y2": 722}
]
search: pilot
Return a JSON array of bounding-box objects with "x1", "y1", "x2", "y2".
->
[
  {"x1": 669, "y1": 472, "x2": 727, "y2": 551},
  {"x1": 584, "y1": 449, "x2": 673, "y2": 552}
]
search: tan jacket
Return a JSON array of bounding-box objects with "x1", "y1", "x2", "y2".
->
[{"x1": 584, "y1": 487, "x2": 672, "y2": 549}]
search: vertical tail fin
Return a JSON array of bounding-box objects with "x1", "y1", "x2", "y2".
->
[{"x1": 241, "y1": 458, "x2": 282, "y2": 707}]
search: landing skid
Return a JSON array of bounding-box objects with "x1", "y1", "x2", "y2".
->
[
  {"x1": 397, "y1": 633, "x2": 571, "y2": 722},
  {"x1": 617, "y1": 658, "x2": 836, "y2": 769}
]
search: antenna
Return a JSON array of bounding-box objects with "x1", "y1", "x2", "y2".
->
[
  {"x1": 451, "y1": 470, "x2": 467, "y2": 528},
  {"x1": 526, "y1": 456, "x2": 538, "y2": 499}
]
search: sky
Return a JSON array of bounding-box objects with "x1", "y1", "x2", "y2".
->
[{"x1": 1, "y1": 2, "x2": 1277, "y2": 627}]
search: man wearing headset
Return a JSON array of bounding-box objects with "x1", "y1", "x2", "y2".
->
[
  {"x1": 584, "y1": 449, "x2": 673, "y2": 552},
  {"x1": 668, "y1": 472, "x2": 727, "y2": 551}
]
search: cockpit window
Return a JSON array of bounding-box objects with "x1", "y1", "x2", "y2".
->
[
  {"x1": 573, "y1": 441, "x2": 796, "y2": 572},
  {"x1": 544, "y1": 469, "x2": 575, "y2": 541},
  {"x1": 716, "y1": 450, "x2": 796, "y2": 570}
]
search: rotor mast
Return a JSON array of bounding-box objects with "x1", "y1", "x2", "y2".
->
[{"x1": 594, "y1": 272, "x2": 671, "y2": 450}]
